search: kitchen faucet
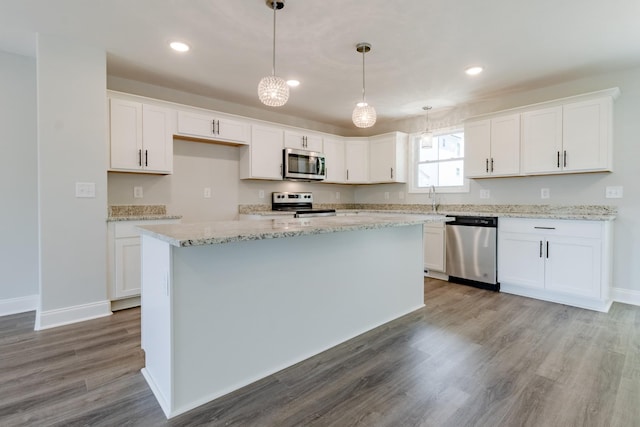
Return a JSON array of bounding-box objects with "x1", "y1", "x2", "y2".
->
[{"x1": 428, "y1": 185, "x2": 437, "y2": 213}]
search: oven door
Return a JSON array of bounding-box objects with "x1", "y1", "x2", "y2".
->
[{"x1": 283, "y1": 148, "x2": 326, "y2": 180}]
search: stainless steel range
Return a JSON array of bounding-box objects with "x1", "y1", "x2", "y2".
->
[{"x1": 272, "y1": 192, "x2": 336, "y2": 218}]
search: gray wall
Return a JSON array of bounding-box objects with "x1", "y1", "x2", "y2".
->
[
  {"x1": 36, "y1": 34, "x2": 109, "y2": 326},
  {"x1": 0, "y1": 51, "x2": 38, "y2": 304}
]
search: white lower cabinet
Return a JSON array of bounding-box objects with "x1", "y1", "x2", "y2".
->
[
  {"x1": 498, "y1": 218, "x2": 611, "y2": 312},
  {"x1": 424, "y1": 222, "x2": 446, "y2": 274},
  {"x1": 108, "y1": 219, "x2": 179, "y2": 304}
]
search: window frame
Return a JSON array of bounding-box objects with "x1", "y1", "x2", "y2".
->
[{"x1": 408, "y1": 126, "x2": 470, "y2": 194}]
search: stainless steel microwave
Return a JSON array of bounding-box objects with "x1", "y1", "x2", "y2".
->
[{"x1": 283, "y1": 148, "x2": 326, "y2": 181}]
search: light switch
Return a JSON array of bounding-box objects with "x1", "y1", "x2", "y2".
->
[
  {"x1": 204, "y1": 187, "x2": 212, "y2": 198},
  {"x1": 605, "y1": 186, "x2": 623, "y2": 198},
  {"x1": 541, "y1": 188, "x2": 550, "y2": 199},
  {"x1": 75, "y1": 182, "x2": 96, "y2": 198}
]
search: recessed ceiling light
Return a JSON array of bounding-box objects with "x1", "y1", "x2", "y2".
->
[
  {"x1": 286, "y1": 80, "x2": 300, "y2": 87},
  {"x1": 465, "y1": 66, "x2": 483, "y2": 76},
  {"x1": 170, "y1": 41, "x2": 190, "y2": 52}
]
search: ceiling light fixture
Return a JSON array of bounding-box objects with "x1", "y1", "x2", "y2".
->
[
  {"x1": 258, "y1": 0, "x2": 289, "y2": 107},
  {"x1": 465, "y1": 66, "x2": 483, "y2": 76},
  {"x1": 286, "y1": 79, "x2": 300, "y2": 87},
  {"x1": 420, "y1": 106, "x2": 433, "y2": 148},
  {"x1": 352, "y1": 42, "x2": 376, "y2": 128},
  {"x1": 169, "y1": 41, "x2": 190, "y2": 52}
]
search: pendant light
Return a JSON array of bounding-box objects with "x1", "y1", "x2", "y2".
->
[
  {"x1": 258, "y1": 0, "x2": 289, "y2": 107},
  {"x1": 352, "y1": 42, "x2": 376, "y2": 128},
  {"x1": 420, "y1": 106, "x2": 433, "y2": 148}
]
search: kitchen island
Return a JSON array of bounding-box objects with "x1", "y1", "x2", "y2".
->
[{"x1": 138, "y1": 214, "x2": 445, "y2": 418}]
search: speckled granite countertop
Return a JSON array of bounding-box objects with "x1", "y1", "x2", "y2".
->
[
  {"x1": 138, "y1": 214, "x2": 446, "y2": 247},
  {"x1": 107, "y1": 205, "x2": 182, "y2": 222},
  {"x1": 238, "y1": 204, "x2": 617, "y2": 221}
]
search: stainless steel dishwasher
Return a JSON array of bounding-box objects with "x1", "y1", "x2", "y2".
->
[{"x1": 445, "y1": 216, "x2": 499, "y2": 291}]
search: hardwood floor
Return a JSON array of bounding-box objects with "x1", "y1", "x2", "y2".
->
[{"x1": 1, "y1": 278, "x2": 639, "y2": 426}]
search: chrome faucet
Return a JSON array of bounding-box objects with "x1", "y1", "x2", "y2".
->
[{"x1": 428, "y1": 185, "x2": 437, "y2": 213}]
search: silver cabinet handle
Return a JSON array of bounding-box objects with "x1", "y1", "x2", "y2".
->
[
  {"x1": 347, "y1": 169, "x2": 349, "y2": 180},
  {"x1": 485, "y1": 158, "x2": 489, "y2": 173},
  {"x1": 563, "y1": 150, "x2": 567, "y2": 168},
  {"x1": 390, "y1": 167, "x2": 394, "y2": 179},
  {"x1": 534, "y1": 226, "x2": 556, "y2": 230},
  {"x1": 539, "y1": 241, "x2": 543, "y2": 258},
  {"x1": 138, "y1": 149, "x2": 142, "y2": 167}
]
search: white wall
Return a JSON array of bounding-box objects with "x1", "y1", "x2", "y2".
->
[
  {"x1": 356, "y1": 66, "x2": 640, "y2": 297},
  {"x1": 35, "y1": 35, "x2": 110, "y2": 328},
  {"x1": 0, "y1": 51, "x2": 38, "y2": 314}
]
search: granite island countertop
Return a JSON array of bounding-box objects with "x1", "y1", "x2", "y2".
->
[
  {"x1": 238, "y1": 204, "x2": 617, "y2": 221},
  {"x1": 138, "y1": 214, "x2": 448, "y2": 247}
]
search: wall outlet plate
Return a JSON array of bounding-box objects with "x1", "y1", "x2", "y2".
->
[
  {"x1": 384, "y1": 192, "x2": 390, "y2": 200},
  {"x1": 204, "y1": 187, "x2": 212, "y2": 198},
  {"x1": 133, "y1": 186, "x2": 143, "y2": 199},
  {"x1": 479, "y1": 189, "x2": 490, "y2": 199},
  {"x1": 605, "y1": 186, "x2": 623, "y2": 198},
  {"x1": 75, "y1": 182, "x2": 96, "y2": 198},
  {"x1": 335, "y1": 192, "x2": 340, "y2": 200},
  {"x1": 258, "y1": 190, "x2": 265, "y2": 199},
  {"x1": 541, "y1": 188, "x2": 550, "y2": 199}
]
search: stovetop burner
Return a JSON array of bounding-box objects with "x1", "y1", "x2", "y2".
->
[{"x1": 272, "y1": 192, "x2": 336, "y2": 217}]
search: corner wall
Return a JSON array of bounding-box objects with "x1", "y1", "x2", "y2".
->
[
  {"x1": 0, "y1": 50, "x2": 39, "y2": 315},
  {"x1": 35, "y1": 35, "x2": 110, "y2": 329}
]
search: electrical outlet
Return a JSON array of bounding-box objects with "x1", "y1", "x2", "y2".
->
[
  {"x1": 204, "y1": 187, "x2": 211, "y2": 198},
  {"x1": 384, "y1": 192, "x2": 390, "y2": 200},
  {"x1": 258, "y1": 190, "x2": 265, "y2": 199},
  {"x1": 399, "y1": 191, "x2": 405, "y2": 200},
  {"x1": 133, "y1": 186, "x2": 143, "y2": 198},
  {"x1": 541, "y1": 188, "x2": 550, "y2": 199},
  {"x1": 605, "y1": 186, "x2": 623, "y2": 198},
  {"x1": 479, "y1": 189, "x2": 490, "y2": 199},
  {"x1": 335, "y1": 192, "x2": 341, "y2": 200}
]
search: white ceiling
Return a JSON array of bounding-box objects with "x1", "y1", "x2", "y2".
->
[{"x1": 1, "y1": 0, "x2": 639, "y2": 130}]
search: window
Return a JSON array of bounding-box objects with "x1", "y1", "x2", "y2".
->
[{"x1": 409, "y1": 129, "x2": 469, "y2": 193}]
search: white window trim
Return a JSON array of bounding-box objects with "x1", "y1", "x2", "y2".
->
[{"x1": 408, "y1": 127, "x2": 470, "y2": 194}]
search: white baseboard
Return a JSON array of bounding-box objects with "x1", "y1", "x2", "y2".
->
[
  {"x1": 0, "y1": 294, "x2": 39, "y2": 316},
  {"x1": 35, "y1": 300, "x2": 112, "y2": 330},
  {"x1": 612, "y1": 287, "x2": 640, "y2": 307}
]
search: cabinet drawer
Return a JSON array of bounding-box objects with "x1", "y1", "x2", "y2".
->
[{"x1": 499, "y1": 217, "x2": 602, "y2": 238}]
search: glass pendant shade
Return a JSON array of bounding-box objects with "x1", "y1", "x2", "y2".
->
[
  {"x1": 258, "y1": 75, "x2": 289, "y2": 107},
  {"x1": 420, "y1": 131, "x2": 433, "y2": 148},
  {"x1": 352, "y1": 102, "x2": 377, "y2": 128}
]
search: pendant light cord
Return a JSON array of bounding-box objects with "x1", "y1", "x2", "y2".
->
[
  {"x1": 271, "y1": 1, "x2": 277, "y2": 76},
  {"x1": 361, "y1": 48, "x2": 366, "y2": 103}
]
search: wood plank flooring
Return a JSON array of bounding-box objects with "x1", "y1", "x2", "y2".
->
[{"x1": 1, "y1": 278, "x2": 639, "y2": 426}]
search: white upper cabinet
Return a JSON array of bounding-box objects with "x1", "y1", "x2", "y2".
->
[
  {"x1": 522, "y1": 106, "x2": 563, "y2": 174},
  {"x1": 465, "y1": 114, "x2": 520, "y2": 178},
  {"x1": 561, "y1": 97, "x2": 612, "y2": 172},
  {"x1": 369, "y1": 132, "x2": 408, "y2": 183},
  {"x1": 284, "y1": 131, "x2": 323, "y2": 152},
  {"x1": 344, "y1": 138, "x2": 369, "y2": 183},
  {"x1": 323, "y1": 137, "x2": 346, "y2": 183},
  {"x1": 522, "y1": 96, "x2": 613, "y2": 175},
  {"x1": 176, "y1": 110, "x2": 249, "y2": 145},
  {"x1": 109, "y1": 98, "x2": 173, "y2": 174},
  {"x1": 240, "y1": 125, "x2": 284, "y2": 180}
]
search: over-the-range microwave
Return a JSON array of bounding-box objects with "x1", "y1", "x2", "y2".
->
[{"x1": 283, "y1": 148, "x2": 326, "y2": 181}]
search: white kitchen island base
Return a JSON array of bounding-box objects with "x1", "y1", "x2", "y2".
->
[{"x1": 140, "y1": 221, "x2": 425, "y2": 418}]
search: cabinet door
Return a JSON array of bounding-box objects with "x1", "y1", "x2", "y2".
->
[
  {"x1": 545, "y1": 236, "x2": 601, "y2": 298},
  {"x1": 498, "y1": 231, "x2": 545, "y2": 289},
  {"x1": 114, "y1": 237, "x2": 142, "y2": 299},
  {"x1": 110, "y1": 98, "x2": 143, "y2": 170},
  {"x1": 562, "y1": 98, "x2": 611, "y2": 172},
  {"x1": 522, "y1": 106, "x2": 563, "y2": 174},
  {"x1": 344, "y1": 139, "x2": 369, "y2": 183},
  {"x1": 369, "y1": 136, "x2": 395, "y2": 182},
  {"x1": 142, "y1": 104, "x2": 173, "y2": 173},
  {"x1": 323, "y1": 138, "x2": 346, "y2": 183},
  {"x1": 424, "y1": 225, "x2": 445, "y2": 272},
  {"x1": 284, "y1": 131, "x2": 323, "y2": 152},
  {"x1": 464, "y1": 120, "x2": 491, "y2": 177},
  {"x1": 490, "y1": 114, "x2": 520, "y2": 176},
  {"x1": 176, "y1": 111, "x2": 249, "y2": 144},
  {"x1": 240, "y1": 125, "x2": 283, "y2": 180}
]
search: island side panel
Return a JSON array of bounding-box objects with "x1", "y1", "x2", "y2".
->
[
  {"x1": 140, "y1": 234, "x2": 174, "y2": 417},
  {"x1": 169, "y1": 224, "x2": 424, "y2": 415}
]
